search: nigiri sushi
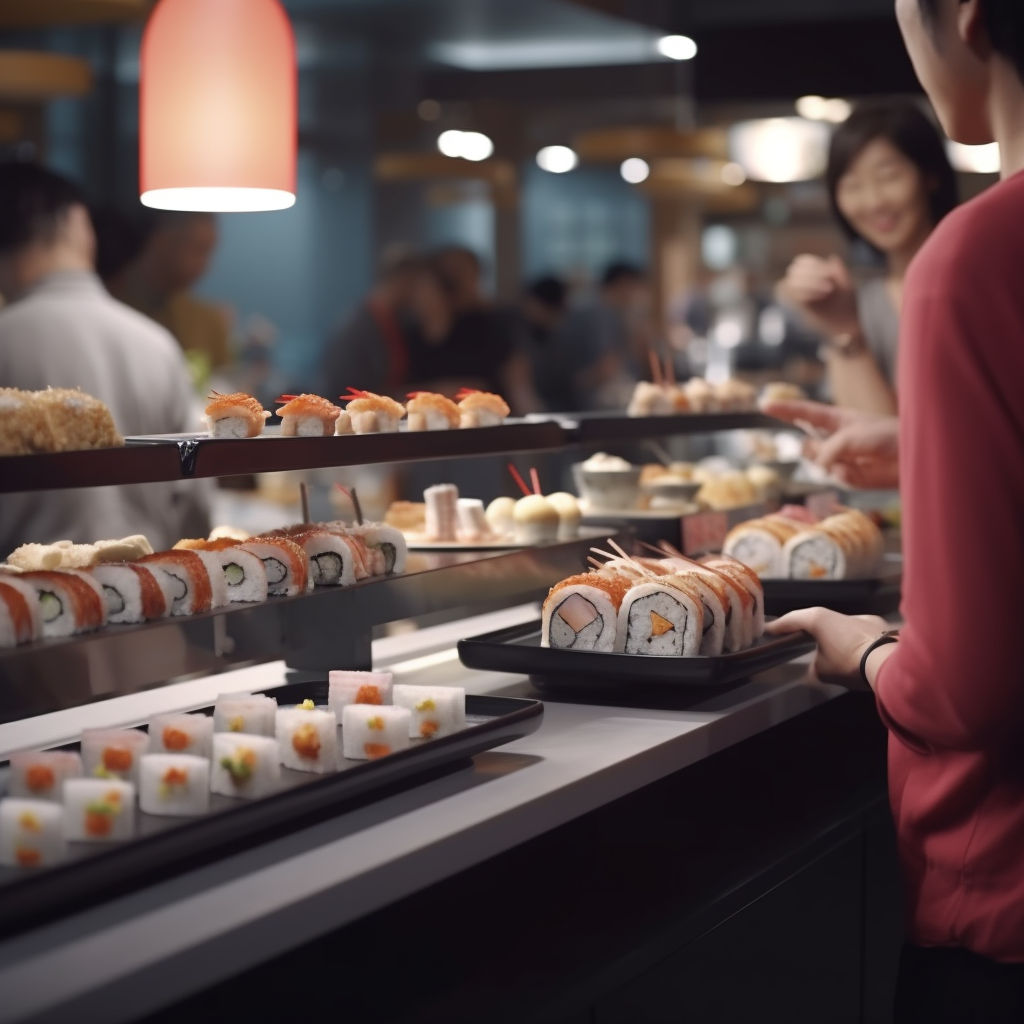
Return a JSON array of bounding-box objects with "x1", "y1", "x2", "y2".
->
[
  {"x1": 276, "y1": 394, "x2": 342, "y2": 437},
  {"x1": 456, "y1": 389, "x2": 509, "y2": 428},
  {"x1": 205, "y1": 392, "x2": 271, "y2": 438},
  {"x1": 406, "y1": 392, "x2": 460, "y2": 431},
  {"x1": 342, "y1": 389, "x2": 406, "y2": 434}
]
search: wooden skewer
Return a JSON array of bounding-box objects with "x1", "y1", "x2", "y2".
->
[
  {"x1": 300, "y1": 481, "x2": 311, "y2": 525},
  {"x1": 507, "y1": 463, "x2": 532, "y2": 498},
  {"x1": 530, "y1": 467, "x2": 542, "y2": 496},
  {"x1": 648, "y1": 347, "x2": 663, "y2": 386},
  {"x1": 663, "y1": 349, "x2": 676, "y2": 387}
]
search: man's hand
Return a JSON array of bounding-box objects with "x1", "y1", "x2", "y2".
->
[
  {"x1": 776, "y1": 255, "x2": 860, "y2": 339},
  {"x1": 767, "y1": 608, "x2": 890, "y2": 688},
  {"x1": 761, "y1": 398, "x2": 900, "y2": 490}
]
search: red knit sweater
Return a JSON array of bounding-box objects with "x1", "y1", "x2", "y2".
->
[{"x1": 876, "y1": 169, "x2": 1024, "y2": 961}]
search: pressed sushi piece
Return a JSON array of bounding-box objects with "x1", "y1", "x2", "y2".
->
[
  {"x1": 456, "y1": 389, "x2": 510, "y2": 428},
  {"x1": 16, "y1": 569, "x2": 106, "y2": 638},
  {"x1": 63, "y1": 779, "x2": 134, "y2": 842},
  {"x1": 513, "y1": 495, "x2": 559, "y2": 544},
  {"x1": 237, "y1": 536, "x2": 310, "y2": 597},
  {"x1": 700, "y1": 556, "x2": 765, "y2": 640},
  {"x1": 342, "y1": 389, "x2": 406, "y2": 433},
  {"x1": 542, "y1": 573, "x2": 630, "y2": 652},
  {"x1": 139, "y1": 754, "x2": 211, "y2": 817},
  {"x1": 615, "y1": 578, "x2": 703, "y2": 656},
  {"x1": 456, "y1": 499, "x2": 493, "y2": 543},
  {"x1": 343, "y1": 523, "x2": 407, "y2": 575},
  {"x1": 212, "y1": 734, "x2": 280, "y2": 799},
  {"x1": 0, "y1": 386, "x2": 54, "y2": 455},
  {"x1": 174, "y1": 538, "x2": 268, "y2": 603},
  {"x1": 276, "y1": 703, "x2": 338, "y2": 774},
  {"x1": 342, "y1": 705, "x2": 411, "y2": 760},
  {"x1": 0, "y1": 576, "x2": 42, "y2": 647},
  {"x1": 34, "y1": 387, "x2": 123, "y2": 450},
  {"x1": 393, "y1": 685, "x2": 466, "y2": 739},
  {"x1": 8, "y1": 750, "x2": 83, "y2": 801},
  {"x1": 213, "y1": 693, "x2": 277, "y2": 736},
  {"x1": 205, "y1": 391, "x2": 271, "y2": 438},
  {"x1": 89, "y1": 564, "x2": 170, "y2": 623},
  {"x1": 406, "y1": 392, "x2": 460, "y2": 431},
  {"x1": 546, "y1": 492, "x2": 582, "y2": 541},
  {"x1": 286, "y1": 529, "x2": 359, "y2": 587},
  {"x1": 424, "y1": 484, "x2": 459, "y2": 542},
  {"x1": 80, "y1": 728, "x2": 150, "y2": 784},
  {"x1": 149, "y1": 712, "x2": 214, "y2": 758},
  {"x1": 0, "y1": 799, "x2": 65, "y2": 867},
  {"x1": 135, "y1": 550, "x2": 214, "y2": 616},
  {"x1": 275, "y1": 394, "x2": 342, "y2": 436},
  {"x1": 328, "y1": 670, "x2": 393, "y2": 716}
]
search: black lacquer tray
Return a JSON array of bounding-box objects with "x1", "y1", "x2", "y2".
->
[
  {"x1": 761, "y1": 557, "x2": 902, "y2": 617},
  {"x1": 0, "y1": 682, "x2": 543, "y2": 940}
]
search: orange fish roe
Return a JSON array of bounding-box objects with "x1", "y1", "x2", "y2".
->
[
  {"x1": 162, "y1": 767, "x2": 189, "y2": 787},
  {"x1": 364, "y1": 743, "x2": 391, "y2": 759},
  {"x1": 102, "y1": 746, "x2": 133, "y2": 773},
  {"x1": 25, "y1": 765, "x2": 55, "y2": 793},
  {"x1": 85, "y1": 811, "x2": 113, "y2": 837},
  {"x1": 162, "y1": 727, "x2": 190, "y2": 751},
  {"x1": 355, "y1": 685, "x2": 383, "y2": 705},
  {"x1": 18, "y1": 812, "x2": 42, "y2": 833},
  {"x1": 419, "y1": 721, "x2": 439, "y2": 739},
  {"x1": 292, "y1": 722, "x2": 322, "y2": 761}
]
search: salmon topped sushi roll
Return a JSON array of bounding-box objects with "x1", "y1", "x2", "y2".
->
[
  {"x1": 0, "y1": 577, "x2": 43, "y2": 647},
  {"x1": 405, "y1": 392, "x2": 460, "y2": 431},
  {"x1": 135, "y1": 551, "x2": 214, "y2": 616},
  {"x1": 542, "y1": 572, "x2": 631, "y2": 652},
  {"x1": 238, "y1": 536, "x2": 311, "y2": 596},
  {"x1": 342, "y1": 388, "x2": 406, "y2": 434},
  {"x1": 173, "y1": 539, "x2": 268, "y2": 604},
  {"x1": 17, "y1": 570, "x2": 106, "y2": 638},
  {"x1": 205, "y1": 391, "x2": 271, "y2": 438},
  {"x1": 456, "y1": 388, "x2": 510, "y2": 428},
  {"x1": 275, "y1": 394, "x2": 342, "y2": 437},
  {"x1": 89, "y1": 564, "x2": 170, "y2": 623}
]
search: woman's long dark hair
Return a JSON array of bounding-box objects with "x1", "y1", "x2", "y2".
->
[{"x1": 826, "y1": 100, "x2": 959, "y2": 250}]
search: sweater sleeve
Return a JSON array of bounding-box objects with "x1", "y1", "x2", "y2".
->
[{"x1": 875, "y1": 251, "x2": 1024, "y2": 754}]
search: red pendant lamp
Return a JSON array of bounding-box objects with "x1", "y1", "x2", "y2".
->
[{"x1": 140, "y1": 0, "x2": 297, "y2": 212}]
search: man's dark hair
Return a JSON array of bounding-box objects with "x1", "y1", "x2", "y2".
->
[
  {"x1": 601, "y1": 261, "x2": 645, "y2": 288},
  {"x1": 919, "y1": 0, "x2": 1024, "y2": 83},
  {"x1": 0, "y1": 162, "x2": 86, "y2": 256},
  {"x1": 826, "y1": 99, "x2": 958, "y2": 250},
  {"x1": 526, "y1": 274, "x2": 567, "y2": 310},
  {"x1": 90, "y1": 205, "x2": 146, "y2": 283}
]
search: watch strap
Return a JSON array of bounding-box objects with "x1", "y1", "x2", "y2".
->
[{"x1": 859, "y1": 629, "x2": 900, "y2": 687}]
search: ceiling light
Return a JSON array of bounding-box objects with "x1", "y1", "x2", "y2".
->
[
  {"x1": 459, "y1": 131, "x2": 494, "y2": 162},
  {"x1": 720, "y1": 161, "x2": 746, "y2": 186},
  {"x1": 437, "y1": 129, "x2": 465, "y2": 158},
  {"x1": 656, "y1": 35, "x2": 697, "y2": 61},
  {"x1": 946, "y1": 140, "x2": 1000, "y2": 174},
  {"x1": 728, "y1": 118, "x2": 829, "y2": 183},
  {"x1": 620, "y1": 157, "x2": 650, "y2": 184},
  {"x1": 795, "y1": 95, "x2": 851, "y2": 124},
  {"x1": 536, "y1": 145, "x2": 578, "y2": 173}
]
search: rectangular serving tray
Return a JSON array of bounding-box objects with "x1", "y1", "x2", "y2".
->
[
  {"x1": 0, "y1": 682, "x2": 543, "y2": 940},
  {"x1": 457, "y1": 621, "x2": 814, "y2": 692},
  {"x1": 761, "y1": 556, "x2": 903, "y2": 617}
]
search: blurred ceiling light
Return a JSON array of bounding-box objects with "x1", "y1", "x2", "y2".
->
[
  {"x1": 536, "y1": 145, "x2": 578, "y2": 173},
  {"x1": 437, "y1": 129, "x2": 494, "y2": 162},
  {"x1": 702, "y1": 225, "x2": 737, "y2": 271},
  {"x1": 795, "y1": 95, "x2": 852, "y2": 123},
  {"x1": 946, "y1": 140, "x2": 1000, "y2": 174},
  {"x1": 140, "y1": 0, "x2": 297, "y2": 213},
  {"x1": 417, "y1": 99, "x2": 441, "y2": 121},
  {"x1": 720, "y1": 161, "x2": 746, "y2": 186},
  {"x1": 656, "y1": 35, "x2": 697, "y2": 61},
  {"x1": 759, "y1": 306, "x2": 787, "y2": 347},
  {"x1": 620, "y1": 157, "x2": 650, "y2": 184},
  {"x1": 728, "y1": 118, "x2": 829, "y2": 183}
]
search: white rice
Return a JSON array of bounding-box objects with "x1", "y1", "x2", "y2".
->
[
  {"x1": 276, "y1": 707, "x2": 337, "y2": 774},
  {"x1": 148, "y1": 713, "x2": 214, "y2": 759},
  {"x1": 212, "y1": 733, "x2": 280, "y2": 799},
  {"x1": 328, "y1": 671, "x2": 393, "y2": 717},
  {"x1": 213, "y1": 693, "x2": 277, "y2": 736},
  {"x1": 138, "y1": 754, "x2": 210, "y2": 817},
  {"x1": 0, "y1": 798, "x2": 65, "y2": 867},
  {"x1": 8, "y1": 750, "x2": 82, "y2": 801},
  {"x1": 542, "y1": 585, "x2": 619, "y2": 652},
  {"x1": 80, "y1": 728, "x2": 150, "y2": 784},
  {"x1": 616, "y1": 583, "x2": 702, "y2": 656},
  {"x1": 393, "y1": 685, "x2": 466, "y2": 739},
  {"x1": 63, "y1": 778, "x2": 135, "y2": 842},
  {"x1": 342, "y1": 705, "x2": 411, "y2": 760}
]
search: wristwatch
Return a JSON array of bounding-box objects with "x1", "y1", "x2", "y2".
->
[{"x1": 859, "y1": 628, "x2": 900, "y2": 687}]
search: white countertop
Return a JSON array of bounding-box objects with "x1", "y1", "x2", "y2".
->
[{"x1": 0, "y1": 605, "x2": 839, "y2": 1024}]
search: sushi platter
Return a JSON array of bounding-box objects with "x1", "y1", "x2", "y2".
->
[
  {"x1": 0, "y1": 680, "x2": 543, "y2": 940},
  {"x1": 457, "y1": 620, "x2": 814, "y2": 691}
]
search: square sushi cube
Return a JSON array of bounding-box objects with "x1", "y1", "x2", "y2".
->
[
  {"x1": 342, "y1": 705, "x2": 411, "y2": 761},
  {"x1": 211, "y1": 733, "x2": 280, "y2": 800},
  {"x1": 393, "y1": 685, "x2": 466, "y2": 740},
  {"x1": 8, "y1": 750, "x2": 82, "y2": 801},
  {"x1": 139, "y1": 754, "x2": 211, "y2": 817},
  {"x1": 148, "y1": 713, "x2": 214, "y2": 759},
  {"x1": 63, "y1": 778, "x2": 135, "y2": 843},
  {"x1": 0, "y1": 798, "x2": 65, "y2": 868},
  {"x1": 80, "y1": 728, "x2": 150, "y2": 784},
  {"x1": 276, "y1": 705, "x2": 337, "y2": 774},
  {"x1": 328, "y1": 671, "x2": 392, "y2": 717},
  {"x1": 213, "y1": 693, "x2": 277, "y2": 737}
]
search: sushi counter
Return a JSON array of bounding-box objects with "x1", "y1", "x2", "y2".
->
[{"x1": 0, "y1": 603, "x2": 902, "y2": 1024}]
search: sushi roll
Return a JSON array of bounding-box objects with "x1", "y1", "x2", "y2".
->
[
  {"x1": 63, "y1": 779, "x2": 135, "y2": 842},
  {"x1": 662, "y1": 554, "x2": 751, "y2": 652},
  {"x1": 205, "y1": 391, "x2": 270, "y2": 438},
  {"x1": 212, "y1": 734, "x2": 280, "y2": 799},
  {"x1": 328, "y1": 670, "x2": 393, "y2": 716},
  {"x1": 393, "y1": 685, "x2": 466, "y2": 739},
  {"x1": 542, "y1": 573, "x2": 630, "y2": 652},
  {"x1": 682, "y1": 377, "x2": 719, "y2": 413},
  {"x1": 80, "y1": 728, "x2": 150, "y2": 784},
  {"x1": 406, "y1": 392, "x2": 461, "y2": 431},
  {"x1": 275, "y1": 393, "x2": 343, "y2": 436},
  {"x1": 286, "y1": 529, "x2": 360, "y2": 587},
  {"x1": 238, "y1": 537, "x2": 310, "y2": 597},
  {"x1": 723, "y1": 516, "x2": 803, "y2": 579},
  {"x1": 213, "y1": 693, "x2": 277, "y2": 736},
  {"x1": 276, "y1": 702, "x2": 337, "y2": 774},
  {"x1": 0, "y1": 799, "x2": 65, "y2": 867},
  {"x1": 455, "y1": 389, "x2": 510, "y2": 428},
  {"x1": 174, "y1": 539, "x2": 268, "y2": 604},
  {"x1": 89, "y1": 563, "x2": 170, "y2": 623},
  {"x1": 700, "y1": 556, "x2": 765, "y2": 640},
  {"x1": 8, "y1": 750, "x2": 83, "y2": 801},
  {"x1": 342, "y1": 705, "x2": 411, "y2": 760},
  {"x1": 343, "y1": 523, "x2": 407, "y2": 575},
  {"x1": 513, "y1": 495, "x2": 559, "y2": 544},
  {"x1": 139, "y1": 754, "x2": 211, "y2": 817},
  {"x1": 546, "y1": 492, "x2": 581, "y2": 541},
  {"x1": 781, "y1": 529, "x2": 847, "y2": 580},
  {"x1": 634, "y1": 561, "x2": 727, "y2": 658},
  {"x1": 16, "y1": 569, "x2": 106, "y2": 638},
  {"x1": 342, "y1": 389, "x2": 406, "y2": 433},
  {"x1": 135, "y1": 551, "x2": 214, "y2": 616},
  {"x1": 485, "y1": 497, "x2": 516, "y2": 539},
  {"x1": 0, "y1": 576, "x2": 42, "y2": 647},
  {"x1": 424, "y1": 484, "x2": 459, "y2": 542},
  {"x1": 615, "y1": 577, "x2": 703, "y2": 656},
  {"x1": 149, "y1": 712, "x2": 214, "y2": 758}
]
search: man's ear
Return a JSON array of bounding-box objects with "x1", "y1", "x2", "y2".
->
[{"x1": 958, "y1": 0, "x2": 992, "y2": 58}]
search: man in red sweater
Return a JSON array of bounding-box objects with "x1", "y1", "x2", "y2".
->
[{"x1": 768, "y1": 1, "x2": 1024, "y2": 1020}]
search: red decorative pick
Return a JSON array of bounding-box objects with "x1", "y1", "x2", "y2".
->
[
  {"x1": 530, "y1": 467, "x2": 542, "y2": 496},
  {"x1": 342, "y1": 387, "x2": 372, "y2": 401},
  {"x1": 507, "y1": 463, "x2": 532, "y2": 498},
  {"x1": 455, "y1": 388, "x2": 481, "y2": 399},
  {"x1": 276, "y1": 394, "x2": 299, "y2": 404}
]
